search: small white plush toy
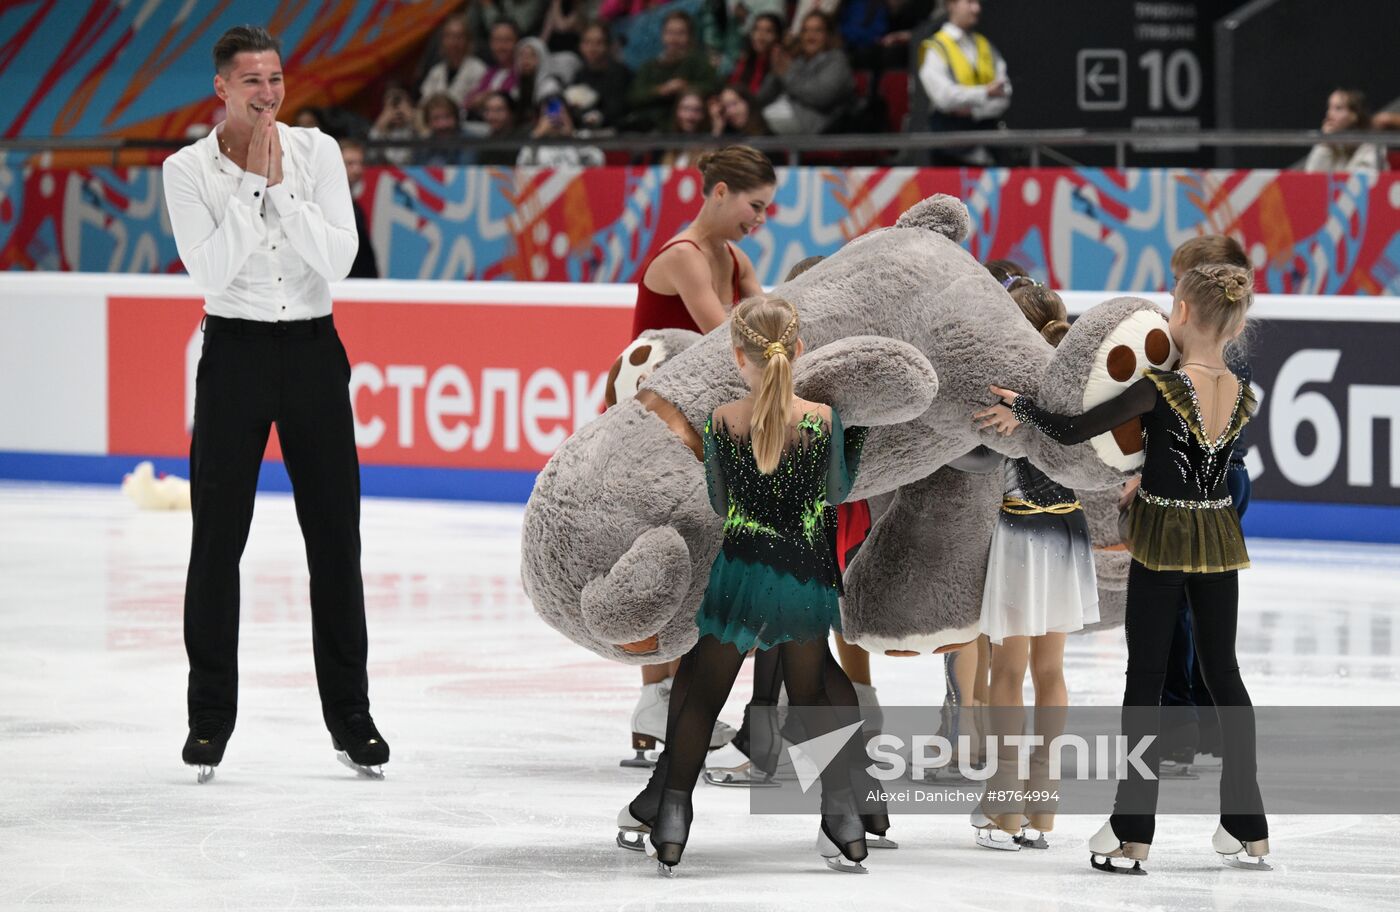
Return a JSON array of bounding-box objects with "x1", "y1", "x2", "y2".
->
[{"x1": 121, "y1": 461, "x2": 192, "y2": 511}]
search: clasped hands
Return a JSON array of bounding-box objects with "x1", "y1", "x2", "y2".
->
[{"x1": 245, "y1": 110, "x2": 284, "y2": 187}]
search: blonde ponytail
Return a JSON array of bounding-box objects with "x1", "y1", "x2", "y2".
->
[
  {"x1": 751, "y1": 347, "x2": 793, "y2": 474},
  {"x1": 731, "y1": 295, "x2": 802, "y2": 475}
]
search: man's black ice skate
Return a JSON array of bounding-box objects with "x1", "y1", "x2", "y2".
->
[
  {"x1": 182, "y1": 714, "x2": 233, "y2": 784},
  {"x1": 328, "y1": 712, "x2": 389, "y2": 779}
]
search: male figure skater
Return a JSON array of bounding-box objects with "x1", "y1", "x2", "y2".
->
[{"x1": 162, "y1": 25, "x2": 388, "y2": 781}]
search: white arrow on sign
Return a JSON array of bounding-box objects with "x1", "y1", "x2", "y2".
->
[
  {"x1": 1077, "y1": 49, "x2": 1128, "y2": 112},
  {"x1": 1086, "y1": 60, "x2": 1120, "y2": 96}
]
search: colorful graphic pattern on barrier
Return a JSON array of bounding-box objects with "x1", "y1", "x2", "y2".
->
[
  {"x1": 0, "y1": 0, "x2": 453, "y2": 141},
  {"x1": 3, "y1": 162, "x2": 1398, "y2": 294}
]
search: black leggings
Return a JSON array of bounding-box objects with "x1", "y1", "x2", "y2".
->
[
  {"x1": 1111, "y1": 561, "x2": 1266, "y2": 844},
  {"x1": 663, "y1": 635, "x2": 867, "y2": 802},
  {"x1": 731, "y1": 648, "x2": 784, "y2": 772}
]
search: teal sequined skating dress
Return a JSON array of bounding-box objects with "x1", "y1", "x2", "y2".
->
[{"x1": 697, "y1": 409, "x2": 867, "y2": 652}]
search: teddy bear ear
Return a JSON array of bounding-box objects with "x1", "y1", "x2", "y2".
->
[{"x1": 893, "y1": 193, "x2": 971, "y2": 243}]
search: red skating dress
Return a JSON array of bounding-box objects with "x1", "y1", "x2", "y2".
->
[{"x1": 630, "y1": 239, "x2": 742, "y2": 335}]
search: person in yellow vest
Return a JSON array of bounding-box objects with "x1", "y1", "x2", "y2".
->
[{"x1": 916, "y1": 0, "x2": 1009, "y2": 165}]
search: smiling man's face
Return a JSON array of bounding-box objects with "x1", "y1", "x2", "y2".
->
[{"x1": 215, "y1": 50, "x2": 285, "y2": 131}]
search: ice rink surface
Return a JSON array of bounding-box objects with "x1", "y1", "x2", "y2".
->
[{"x1": 2, "y1": 482, "x2": 1399, "y2": 911}]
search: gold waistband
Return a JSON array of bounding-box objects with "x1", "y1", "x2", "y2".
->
[{"x1": 1001, "y1": 497, "x2": 1082, "y2": 515}]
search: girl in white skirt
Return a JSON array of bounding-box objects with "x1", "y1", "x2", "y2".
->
[{"x1": 971, "y1": 280, "x2": 1099, "y2": 851}]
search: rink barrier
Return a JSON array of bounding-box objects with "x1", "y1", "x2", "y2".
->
[{"x1": 1, "y1": 274, "x2": 1397, "y2": 543}]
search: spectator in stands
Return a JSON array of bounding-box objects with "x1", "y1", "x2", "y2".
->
[
  {"x1": 839, "y1": 0, "x2": 886, "y2": 67},
  {"x1": 710, "y1": 85, "x2": 768, "y2": 136},
  {"x1": 541, "y1": 0, "x2": 602, "y2": 53},
  {"x1": 420, "y1": 15, "x2": 489, "y2": 108},
  {"x1": 518, "y1": 95, "x2": 606, "y2": 167},
  {"x1": 786, "y1": 0, "x2": 838, "y2": 38},
  {"x1": 845, "y1": 0, "x2": 931, "y2": 76},
  {"x1": 1302, "y1": 89, "x2": 1388, "y2": 175},
  {"x1": 339, "y1": 138, "x2": 380, "y2": 279},
  {"x1": 466, "y1": 21, "x2": 522, "y2": 114},
  {"x1": 565, "y1": 21, "x2": 632, "y2": 129},
  {"x1": 627, "y1": 11, "x2": 720, "y2": 132},
  {"x1": 369, "y1": 82, "x2": 424, "y2": 165},
  {"x1": 658, "y1": 89, "x2": 713, "y2": 167},
  {"x1": 759, "y1": 11, "x2": 853, "y2": 135},
  {"x1": 418, "y1": 93, "x2": 469, "y2": 165},
  {"x1": 477, "y1": 91, "x2": 525, "y2": 166},
  {"x1": 468, "y1": 0, "x2": 548, "y2": 52},
  {"x1": 917, "y1": 0, "x2": 1009, "y2": 164},
  {"x1": 295, "y1": 107, "x2": 323, "y2": 129},
  {"x1": 706, "y1": 0, "x2": 785, "y2": 74},
  {"x1": 515, "y1": 37, "x2": 574, "y2": 113},
  {"x1": 729, "y1": 12, "x2": 782, "y2": 102}
]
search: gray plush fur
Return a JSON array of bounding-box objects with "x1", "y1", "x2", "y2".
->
[
  {"x1": 894, "y1": 195, "x2": 972, "y2": 242},
  {"x1": 523, "y1": 194, "x2": 1170, "y2": 662},
  {"x1": 1018, "y1": 297, "x2": 1165, "y2": 490},
  {"x1": 843, "y1": 466, "x2": 1002, "y2": 652},
  {"x1": 1080, "y1": 487, "x2": 1131, "y2": 633}
]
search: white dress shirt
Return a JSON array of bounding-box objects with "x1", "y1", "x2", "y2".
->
[
  {"x1": 162, "y1": 124, "x2": 358, "y2": 321},
  {"x1": 918, "y1": 22, "x2": 1011, "y2": 121}
]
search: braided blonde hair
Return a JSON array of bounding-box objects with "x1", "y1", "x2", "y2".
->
[
  {"x1": 1176, "y1": 264, "x2": 1253, "y2": 339},
  {"x1": 731, "y1": 295, "x2": 801, "y2": 474}
]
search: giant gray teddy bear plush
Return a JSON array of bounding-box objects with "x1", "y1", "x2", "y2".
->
[{"x1": 522, "y1": 195, "x2": 1175, "y2": 663}]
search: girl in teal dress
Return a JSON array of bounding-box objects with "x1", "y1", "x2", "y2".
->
[{"x1": 629, "y1": 295, "x2": 878, "y2": 876}]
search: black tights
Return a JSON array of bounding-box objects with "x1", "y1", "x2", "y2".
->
[
  {"x1": 731, "y1": 648, "x2": 784, "y2": 771},
  {"x1": 1112, "y1": 561, "x2": 1267, "y2": 844},
  {"x1": 660, "y1": 635, "x2": 867, "y2": 802}
]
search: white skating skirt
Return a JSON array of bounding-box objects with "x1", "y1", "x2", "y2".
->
[{"x1": 979, "y1": 508, "x2": 1100, "y2": 645}]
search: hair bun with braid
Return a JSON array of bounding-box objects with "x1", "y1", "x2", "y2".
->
[
  {"x1": 1193, "y1": 264, "x2": 1252, "y2": 303},
  {"x1": 1177, "y1": 264, "x2": 1253, "y2": 338}
]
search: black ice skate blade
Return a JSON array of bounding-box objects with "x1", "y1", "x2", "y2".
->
[
  {"x1": 620, "y1": 750, "x2": 658, "y2": 769},
  {"x1": 336, "y1": 752, "x2": 385, "y2": 780},
  {"x1": 1014, "y1": 833, "x2": 1048, "y2": 849},
  {"x1": 1091, "y1": 855, "x2": 1146, "y2": 875}
]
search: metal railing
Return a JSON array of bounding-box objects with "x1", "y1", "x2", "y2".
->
[{"x1": 0, "y1": 128, "x2": 1386, "y2": 170}]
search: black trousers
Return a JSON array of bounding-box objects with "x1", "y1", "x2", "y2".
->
[
  {"x1": 184, "y1": 314, "x2": 370, "y2": 728},
  {"x1": 1160, "y1": 467, "x2": 1250, "y2": 757},
  {"x1": 1111, "y1": 560, "x2": 1267, "y2": 845}
]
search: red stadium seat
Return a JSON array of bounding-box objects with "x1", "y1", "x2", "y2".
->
[{"x1": 879, "y1": 70, "x2": 908, "y2": 133}]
